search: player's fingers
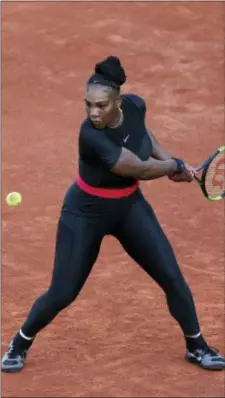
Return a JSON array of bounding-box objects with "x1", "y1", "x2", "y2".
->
[{"x1": 185, "y1": 163, "x2": 197, "y2": 176}]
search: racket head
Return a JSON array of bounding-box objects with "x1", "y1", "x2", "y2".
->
[{"x1": 200, "y1": 146, "x2": 225, "y2": 201}]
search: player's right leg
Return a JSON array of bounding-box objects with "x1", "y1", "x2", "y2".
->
[
  {"x1": 2, "y1": 210, "x2": 106, "y2": 373},
  {"x1": 113, "y1": 190, "x2": 225, "y2": 370}
]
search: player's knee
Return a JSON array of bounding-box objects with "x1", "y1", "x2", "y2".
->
[{"x1": 48, "y1": 288, "x2": 77, "y2": 311}]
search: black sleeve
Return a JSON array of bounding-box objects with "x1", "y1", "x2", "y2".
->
[
  {"x1": 79, "y1": 122, "x2": 122, "y2": 169},
  {"x1": 125, "y1": 94, "x2": 146, "y2": 118}
]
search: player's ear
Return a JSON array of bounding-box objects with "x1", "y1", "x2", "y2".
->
[{"x1": 116, "y1": 96, "x2": 122, "y2": 110}]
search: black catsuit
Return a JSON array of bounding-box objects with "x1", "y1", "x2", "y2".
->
[{"x1": 22, "y1": 94, "x2": 200, "y2": 337}]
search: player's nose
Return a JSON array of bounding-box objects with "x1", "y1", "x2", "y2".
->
[{"x1": 89, "y1": 106, "x2": 100, "y2": 118}]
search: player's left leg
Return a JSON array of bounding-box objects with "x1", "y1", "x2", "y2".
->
[
  {"x1": 2, "y1": 212, "x2": 106, "y2": 372},
  {"x1": 113, "y1": 190, "x2": 225, "y2": 370}
]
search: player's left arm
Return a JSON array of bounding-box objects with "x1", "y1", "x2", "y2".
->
[{"x1": 147, "y1": 129, "x2": 172, "y2": 161}]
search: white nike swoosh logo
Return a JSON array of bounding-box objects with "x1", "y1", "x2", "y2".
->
[
  {"x1": 123, "y1": 135, "x2": 130, "y2": 143},
  {"x1": 188, "y1": 352, "x2": 202, "y2": 362}
]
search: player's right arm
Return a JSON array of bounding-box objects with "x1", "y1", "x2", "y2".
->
[
  {"x1": 111, "y1": 147, "x2": 180, "y2": 180},
  {"x1": 111, "y1": 147, "x2": 195, "y2": 182}
]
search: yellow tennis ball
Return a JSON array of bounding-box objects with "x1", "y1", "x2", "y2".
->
[{"x1": 6, "y1": 191, "x2": 22, "y2": 207}]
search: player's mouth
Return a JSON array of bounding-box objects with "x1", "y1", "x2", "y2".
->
[{"x1": 91, "y1": 119, "x2": 105, "y2": 128}]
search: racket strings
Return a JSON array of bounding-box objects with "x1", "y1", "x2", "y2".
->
[{"x1": 205, "y1": 152, "x2": 225, "y2": 198}]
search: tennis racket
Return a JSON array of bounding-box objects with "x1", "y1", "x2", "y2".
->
[{"x1": 194, "y1": 145, "x2": 225, "y2": 201}]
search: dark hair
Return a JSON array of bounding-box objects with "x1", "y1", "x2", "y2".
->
[{"x1": 87, "y1": 56, "x2": 127, "y2": 91}]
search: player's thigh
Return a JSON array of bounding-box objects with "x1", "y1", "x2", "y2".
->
[
  {"x1": 114, "y1": 192, "x2": 181, "y2": 284},
  {"x1": 50, "y1": 212, "x2": 106, "y2": 290}
]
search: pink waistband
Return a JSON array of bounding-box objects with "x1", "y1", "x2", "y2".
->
[{"x1": 76, "y1": 176, "x2": 139, "y2": 198}]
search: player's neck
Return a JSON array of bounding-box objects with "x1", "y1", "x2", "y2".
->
[{"x1": 109, "y1": 109, "x2": 124, "y2": 129}]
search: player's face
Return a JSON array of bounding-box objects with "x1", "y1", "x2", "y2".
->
[{"x1": 85, "y1": 85, "x2": 121, "y2": 129}]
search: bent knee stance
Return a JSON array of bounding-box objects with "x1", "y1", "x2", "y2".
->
[
  {"x1": 22, "y1": 215, "x2": 104, "y2": 338},
  {"x1": 47, "y1": 287, "x2": 77, "y2": 312},
  {"x1": 22, "y1": 287, "x2": 78, "y2": 337},
  {"x1": 37, "y1": 286, "x2": 78, "y2": 317}
]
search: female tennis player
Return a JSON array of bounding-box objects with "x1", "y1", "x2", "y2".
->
[{"x1": 2, "y1": 56, "x2": 224, "y2": 372}]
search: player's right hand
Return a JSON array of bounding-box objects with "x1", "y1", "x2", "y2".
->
[{"x1": 169, "y1": 163, "x2": 196, "y2": 183}]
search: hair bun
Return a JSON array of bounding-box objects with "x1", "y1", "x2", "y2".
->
[{"x1": 95, "y1": 56, "x2": 126, "y2": 87}]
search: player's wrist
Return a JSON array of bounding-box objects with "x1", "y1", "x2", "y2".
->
[{"x1": 171, "y1": 157, "x2": 186, "y2": 174}]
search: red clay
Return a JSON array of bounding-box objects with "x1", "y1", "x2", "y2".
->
[{"x1": 2, "y1": 2, "x2": 224, "y2": 397}]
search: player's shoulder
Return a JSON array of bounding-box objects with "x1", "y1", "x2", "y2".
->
[
  {"x1": 79, "y1": 118, "x2": 106, "y2": 148},
  {"x1": 80, "y1": 118, "x2": 93, "y2": 133},
  {"x1": 79, "y1": 118, "x2": 96, "y2": 139},
  {"x1": 122, "y1": 93, "x2": 146, "y2": 114}
]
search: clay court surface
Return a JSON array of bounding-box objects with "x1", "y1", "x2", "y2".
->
[{"x1": 2, "y1": 1, "x2": 224, "y2": 397}]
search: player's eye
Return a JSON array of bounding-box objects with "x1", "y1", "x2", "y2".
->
[
  {"x1": 85, "y1": 100, "x2": 91, "y2": 108},
  {"x1": 97, "y1": 103, "x2": 108, "y2": 109}
]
